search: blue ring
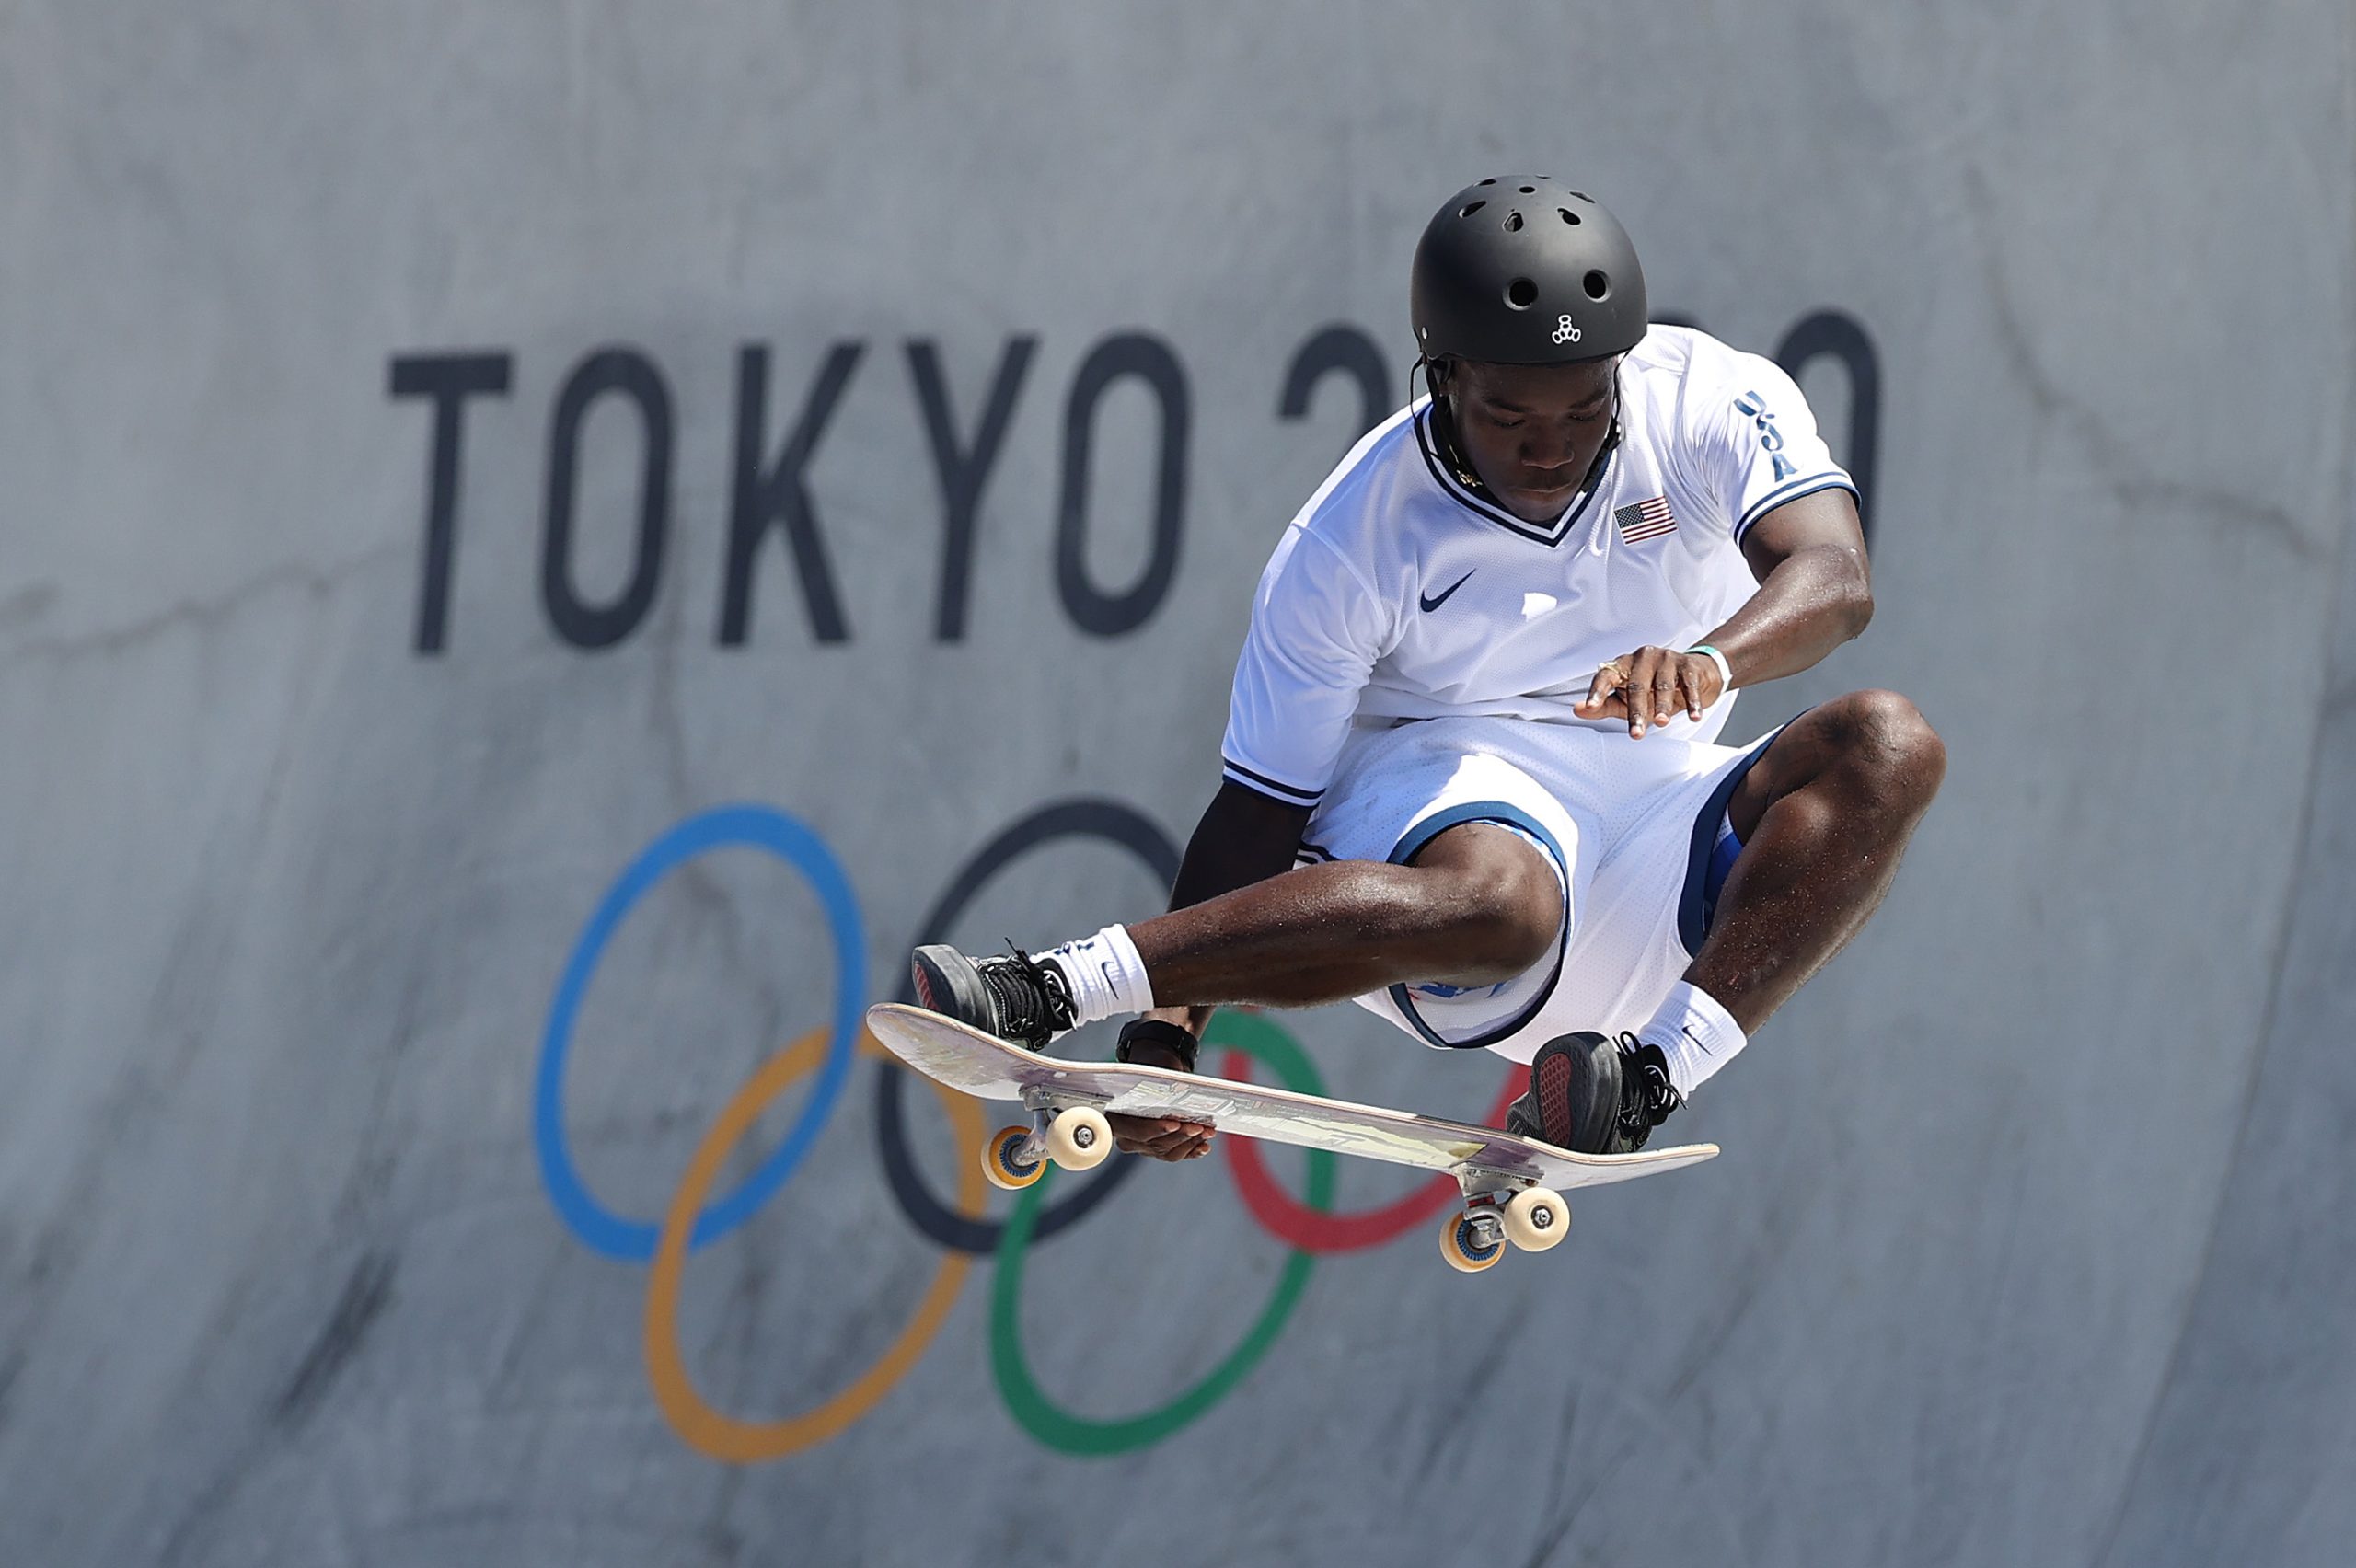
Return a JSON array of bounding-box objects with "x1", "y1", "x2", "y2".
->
[{"x1": 534, "y1": 804, "x2": 865, "y2": 1260}]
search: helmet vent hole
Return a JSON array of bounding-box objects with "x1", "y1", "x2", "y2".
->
[
  {"x1": 1583, "y1": 270, "x2": 1611, "y2": 300},
  {"x1": 1478, "y1": 178, "x2": 1497, "y2": 186},
  {"x1": 1558, "y1": 208, "x2": 1580, "y2": 225},
  {"x1": 1569, "y1": 190, "x2": 1590, "y2": 202},
  {"x1": 1505, "y1": 276, "x2": 1539, "y2": 309},
  {"x1": 1503, "y1": 210, "x2": 1524, "y2": 232},
  {"x1": 1458, "y1": 200, "x2": 1486, "y2": 218},
  {"x1": 1518, "y1": 184, "x2": 1535, "y2": 193}
]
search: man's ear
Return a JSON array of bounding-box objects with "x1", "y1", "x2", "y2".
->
[{"x1": 1422, "y1": 355, "x2": 1458, "y2": 405}]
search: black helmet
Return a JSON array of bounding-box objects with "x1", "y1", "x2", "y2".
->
[{"x1": 1411, "y1": 177, "x2": 1647, "y2": 365}]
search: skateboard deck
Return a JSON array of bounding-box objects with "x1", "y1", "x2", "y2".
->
[{"x1": 864, "y1": 1002, "x2": 1718, "y2": 1193}]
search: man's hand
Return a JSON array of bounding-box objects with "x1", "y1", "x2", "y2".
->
[
  {"x1": 1109, "y1": 1110, "x2": 1216, "y2": 1160},
  {"x1": 1109, "y1": 1012, "x2": 1217, "y2": 1161},
  {"x1": 1575, "y1": 645, "x2": 1727, "y2": 737}
]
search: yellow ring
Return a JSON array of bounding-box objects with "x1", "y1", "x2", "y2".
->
[{"x1": 643, "y1": 1027, "x2": 986, "y2": 1461}]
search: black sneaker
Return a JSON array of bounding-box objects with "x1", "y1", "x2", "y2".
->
[
  {"x1": 1504, "y1": 1031, "x2": 1684, "y2": 1154},
  {"x1": 910, "y1": 943, "x2": 1080, "y2": 1049}
]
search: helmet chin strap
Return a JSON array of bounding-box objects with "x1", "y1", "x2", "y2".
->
[
  {"x1": 1415, "y1": 355, "x2": 1486, "y2": 494},
  {"x1": 1415, "y1": 354, "x2": 1625, "y2": 511}
]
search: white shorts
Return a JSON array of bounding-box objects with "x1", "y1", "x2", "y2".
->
[{"x1": 1294, "y1": 714, "x2": 1777, "y2": 1064}]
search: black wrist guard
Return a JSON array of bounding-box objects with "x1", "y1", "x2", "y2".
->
[{"x1": 1115, "y1": 1018, "x2": 1199, "y2": 1074}]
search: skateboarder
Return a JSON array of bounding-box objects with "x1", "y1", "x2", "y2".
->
[{"x1": 914, "y1": 176, "x2": 1944, "y2": 1161}]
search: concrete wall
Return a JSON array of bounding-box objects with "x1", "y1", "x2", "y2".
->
[{"x1": 1, "y1": 3, "x2": 2350, "y2": 1563}]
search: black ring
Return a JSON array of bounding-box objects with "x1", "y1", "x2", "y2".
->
[{"x1": 875, "y1": 798, "x2": 1180, "y2": 1253}]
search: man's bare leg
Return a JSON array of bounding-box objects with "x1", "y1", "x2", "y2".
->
[
  {"x1": 1495, "y1": 688, "x2": 1945, "y2": 1159},
  {"x1": 915, "y1": 691, "x2": 1941, "y2": 1159},
  {"x1": 914, "y1": 821, "x2": 1564, "y2": 1029},
  {"x1": 1123, "y1": 821, "x2": 1564, "y2": 1005},
  {"x1": 910, "y1": 822, "x2": 1564, "y2": 1159},
  {"x1": 1119, "y1": 689, "x2": 1942, "y2": 1028},
  {"x1": 1111, "y1": 693, "x2": 1941, "y2": 1038},
  {"x1": 1699, "y1": 687, "x2": 1947, "y2": 1032}
]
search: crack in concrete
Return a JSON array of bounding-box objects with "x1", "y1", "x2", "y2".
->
[
  {"x1": 0, "y1": 559, "x2": 347, "y2": 1541},
  {"x1": 0, "y1": 582, "x2": 57, "y2": 635},
  {"x1": 2087, "y1": 25, "x2": 2356, "y2": 1557},
  {"x1": 0, "y1": 544, "x2": 402, "y2": 668},
  {"x1": 0, "y1": 1348, "x2": 25, "y2": 1437},
  {"x1": 1964, "y1": 167, "x2": 2325, "y2": 563},
  {"x1": 272, "y1": 1250, "x2": 399, "y2": 1428},
  {"x1": 1511, "y1": 1391, "x2": 1583, "y2": 1568},
  {"x1": 640, "y1": 568, "x2": 793, "y2": 1086}
]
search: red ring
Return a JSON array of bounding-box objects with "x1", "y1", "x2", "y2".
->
[{"x1": 1218, "y1": 1048, "x2": 1522, "y2": 1252}]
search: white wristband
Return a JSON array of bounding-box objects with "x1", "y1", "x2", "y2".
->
[{"x1": 1687, "y1": 643, "x2": 1734, "y2": 698}]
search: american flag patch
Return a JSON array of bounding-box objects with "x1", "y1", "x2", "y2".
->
[{"x1": 1613, "y1": 495, "x2": 1678, "y2": 543}]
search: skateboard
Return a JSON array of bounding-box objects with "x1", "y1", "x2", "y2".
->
[{"x1": 863, "y1": 1002, "x2": 1719, "y2": 1274}]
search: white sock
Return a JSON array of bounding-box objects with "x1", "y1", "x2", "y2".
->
[
  {"x1": 1040, "y1": 925, "x2": 1156, "y2": 1025},
  {"x1": 1638, "y1": 981, "x2": 1748, "y2": 1098}
]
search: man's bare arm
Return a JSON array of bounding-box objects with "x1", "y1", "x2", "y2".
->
[
  {"x1": 1146, "y1": 780, "x2": 1314, "y2": 1039},
  {"x1": 1105, "y1": 780, "x2": 1310, "y2": 1160},
  {"x1": 1577, "y1": 488, "x2": 1873, "y2": 731},
  {"x1": 1715, "y1": 486, "x2": 1874, "y2": 684}
]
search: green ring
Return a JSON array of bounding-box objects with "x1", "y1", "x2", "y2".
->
[{"x1": 989, "y1": 1012, "x2": 1335, "y2": 1456}]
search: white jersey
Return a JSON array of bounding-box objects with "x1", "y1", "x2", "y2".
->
[{"x1": 1219, "y1": 326, "x2": 1855, "y2": 810}]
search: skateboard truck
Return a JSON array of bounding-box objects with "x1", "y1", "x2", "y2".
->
[
  {"x1": 1443, "y1": 1167, "x2": 1569, "y2": 1273},
  {"x1": 979, "y1": 1087, "x2": 1118, "y2": 1191}
]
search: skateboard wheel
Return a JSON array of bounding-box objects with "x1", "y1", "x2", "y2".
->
[
  {"x1": 1044, "y1": 1106, "x2": 1114, "y2": 1172},
  {"x1": 982, "y1": 1124, "x2": 1045, "y2": 1191},
  {"x1": 1440, "y1": 1211, "x2": 1504, "y2": 1274},
  {"x1": 1502, "y1": 1187, "x2": 1569, "y2": 1251}
]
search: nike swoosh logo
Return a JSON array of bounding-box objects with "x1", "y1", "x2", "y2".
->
[
  {"x1": 1419, "y1": 571, "x2": 1475, "y2": 612},
  {"x1": 1681, "y1": 1023, "x2": 1714, "y2": 1056}
]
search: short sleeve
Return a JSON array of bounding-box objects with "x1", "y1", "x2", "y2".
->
[
  {"x1": 1689, "y1": 352, "x2": 1857, "y2": 543},
  {"x1": 1219, "y1": 529, "x2": 1388, "y2": 809}
]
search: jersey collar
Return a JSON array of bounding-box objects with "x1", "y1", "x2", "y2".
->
[{"x1": 1411, "y1": 392, "x2": 1623, "y2": 548}]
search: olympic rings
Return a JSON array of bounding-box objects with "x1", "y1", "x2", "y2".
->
[
  {"x1": 988, "y1": 1010, "x2": 1334, "y2": 1454},
  {"x1": 536, "y1": 805, "x2": 865, "y2": 1260},
  {"x1": 876, "y1": 799, "x2": 1179, "y2": 1254},
  {"x1": 643, "y1": 1027, "x2": 987, "y2": 1461},
  {"x1": 539, "y1": 798, "x2": 1537, "y2": 1466},
  {"x1": 1220, "y1": 1052, "x2": 1523, "y2": 1252}
]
